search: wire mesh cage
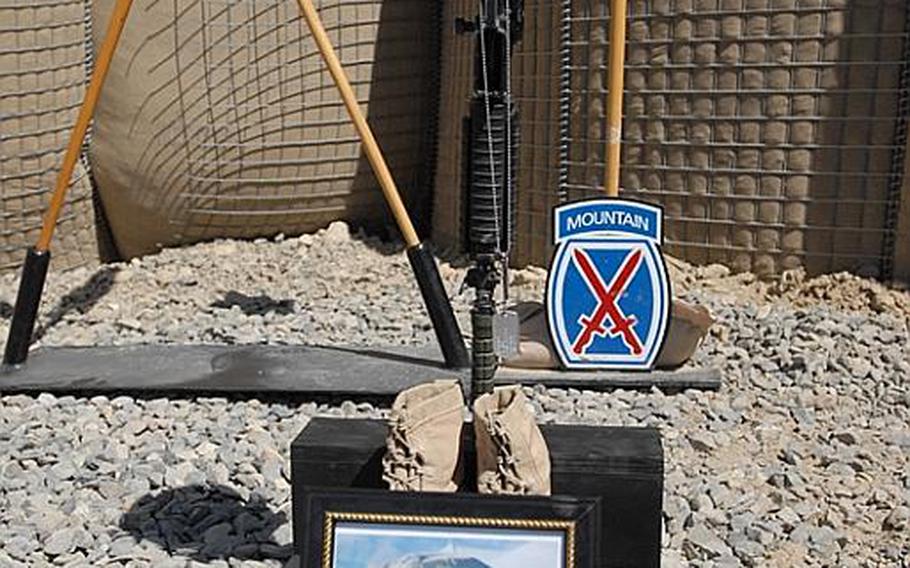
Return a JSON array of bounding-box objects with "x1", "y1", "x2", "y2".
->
[
  {"x1": 0, "y1": 0, "x2": 101, "y2": 273},
  {"x1": 436, "y1": 0, "x2": 910, "y2": 280},
  {"x1": 565, "y1": 0, "x2": 909, "y2": 279}
]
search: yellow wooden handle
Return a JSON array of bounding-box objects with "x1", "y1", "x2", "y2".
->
[
  {"x1": 295, "y1": 0, "x2": 420, "y2": 247},
  {"x1": 605, "y1": 0, "x2": 627, "y2": 197},
  {"x1": 37, "y1": 0, "x2": 134, "y2": 252}
]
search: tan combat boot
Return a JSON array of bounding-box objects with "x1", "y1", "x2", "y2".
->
[
  {"x1": 474, "y1": 385, "x2": 551, "y2": 495},
  {"x1": 382, "y1": 379, "x2": 465, "y2": 492}
]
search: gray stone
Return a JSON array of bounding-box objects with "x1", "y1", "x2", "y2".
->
[
  {"x1": 259, "y1": 543, "x2": 293, "y2": 560},
  {"x1": 884, "y1": 432, "x2": 910, "y2": 449},
  {"x1": 684, "y1": 523, "x2": 732, "y2": 558},
  {"x1": 664, "y1": 495, "x2": 691, "y2": 522},
  {"x1": 272, "y1": 523, "x2": 292, "y2": 547},
  {"x1": 832, "y1": 431, "x2": 858, "y2": 445},
  {"x1": 791, "y1": 407, "x2": 815, "y2": 427},
  {"x1": 687, "y1": 432, "x2": 716, "y2": 453},
  {"x1": 164, "y1": 463, "x2": 204, "y2": 487},
  {"x1": 156, "y1": 558, "x2": 192, "y2": 568},
  {"x1": 0, "y1": 550, "x2": 26, "y2": 568},
  {"x1": 55, "y1": 550, "x2": 87, "y2": 566},
  {"x1": 202, "y1": 522, "x2": 235, "y2": 557},
  {"x1": 715, "y1": 554, "x2": 742, "y2": 567},
  {"x1": 661, "y1": 549, "x2": 687, "y2": 568},
  {"x1": 108, "y1": 536, "x2": 137, "y2": 557},
  {"x1": 44, "y1": 527, "x2": 78, "y2": 556},
  {"x1": 806, "y1": 525, "x2": 839, "y2": 550},
  {"x1": 4, "y1": 535, "x2": 37, "y2": 560},
  {"x1": 882, "y1": 506, "x2": 909, "y2": 531},
  {"x1": 232, "y1": 543, "x2": 261, "y2": 558}
]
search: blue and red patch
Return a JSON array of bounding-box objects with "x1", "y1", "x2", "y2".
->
[{"x1": 546, "y1": 199, "x2": 670, "y2": 370}]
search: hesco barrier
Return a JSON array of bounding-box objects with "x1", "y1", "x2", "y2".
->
[
  {"x1": 435, "y1": 0, "x2": 910, "y2": 280},
  {"x1": 0, "y1": 0, "x2": 101, "y2": 273},
  {"x1": 89, "y1": 0, "x2": 439, "y2": 259}
]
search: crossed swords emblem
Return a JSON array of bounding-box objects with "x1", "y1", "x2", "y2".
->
[{"x1": 570, "y1": 247, "x2": 644, "y2": 356}]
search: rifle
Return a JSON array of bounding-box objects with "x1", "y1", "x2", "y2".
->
[{"x1": 457, "y1": 0, "x2": 524, "y2": 397}]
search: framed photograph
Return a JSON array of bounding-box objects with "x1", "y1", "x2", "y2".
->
[{"x1": 298, "y1": 489, "x2": 599, "y2": 568}]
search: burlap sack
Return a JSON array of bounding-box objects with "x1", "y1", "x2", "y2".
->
[
  {"x1": 90, "y1": 0, "x2": 437, "y2": 258},
  {"x1": 0, "y1": 1, "x2": 101, "y2": 274},
  {"x1": 502, "y1": 299, "x2": 713, "y2": 370}
]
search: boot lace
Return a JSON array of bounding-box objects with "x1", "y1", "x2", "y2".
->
[
  {"x1": 478, "y1": 412, "x2": 531, "y2": 494},
  {"x1": 382, "y1": 410, "x2": 425, "y2": 490}
]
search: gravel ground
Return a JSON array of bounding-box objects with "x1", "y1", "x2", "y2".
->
[{"x1": 1, "y1": 221, "x2": 908, "y2": 567}]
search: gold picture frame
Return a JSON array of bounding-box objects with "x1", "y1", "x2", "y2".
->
[
  {"x1": 299, "y1": 490, "x2": 599, "y2": 568},
  {"x1": 322, "y1": 511, "x2": 578, "y2": 568}
]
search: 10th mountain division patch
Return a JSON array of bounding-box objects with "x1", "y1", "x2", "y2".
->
[{"x1": 546, "y1": 199, "x2": 671, "y2": 370}]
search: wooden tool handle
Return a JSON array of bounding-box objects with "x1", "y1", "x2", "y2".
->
[
  {"x1": 36, "y1": 0, "x2": 134, "y2": 252},
  {"x1": 605, "y1": 0, "x2": 627, "y2": 197},
  {"x1": 295, "y1": 0, "x2": 420, "y2": 247}
]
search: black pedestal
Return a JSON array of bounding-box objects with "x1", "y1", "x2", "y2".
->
[{"x1": 291, "y1": 417, "x2": 663, "y2": 568}]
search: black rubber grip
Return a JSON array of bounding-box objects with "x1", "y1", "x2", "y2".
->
[
  {"x1": 407, "y1": 243, "x2": 471, "y2": 369},
  {"x1": 3, "y1": 247, "x2": 50, "y2": 366},
  {"x1": 471, "y1": 306, "x2": 496, "y2": 396}
]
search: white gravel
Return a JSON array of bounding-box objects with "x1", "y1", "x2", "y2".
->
[{"x1": 0, "y1": 221, "x2": 908, "y2": 567}]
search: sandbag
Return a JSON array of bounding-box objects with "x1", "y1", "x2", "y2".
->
[
  {"x1": 90, "y1": 0, "x2": 438, "y2": 259},
  {"x1": 0, "y1": 1, "x2": 101, "y2": 274},
  {"x1": 503, "y1": 299, "x2": 713, "y2": 370}
]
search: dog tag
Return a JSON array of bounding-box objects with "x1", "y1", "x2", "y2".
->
[{"x1": 493, "y1": 309, "x2": 520, "y2": 358}]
